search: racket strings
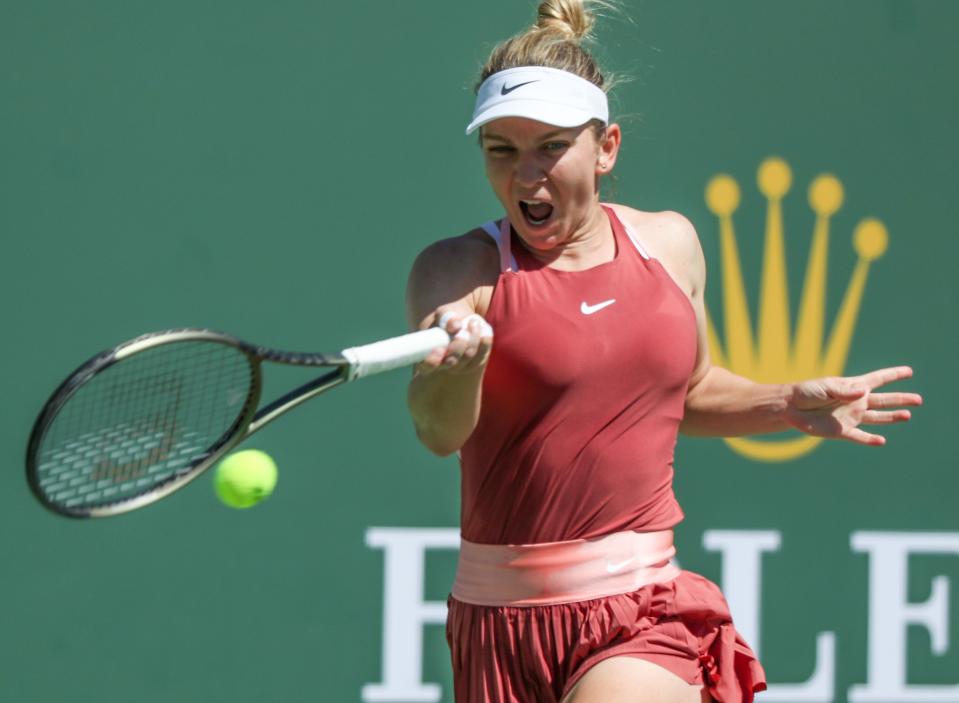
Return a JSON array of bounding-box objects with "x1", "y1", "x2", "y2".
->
[{"x1": 35, "y1": 341, "x2": 255, "y2": 510}]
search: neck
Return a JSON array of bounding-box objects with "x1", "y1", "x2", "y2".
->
[{"x1": 519, "y1": 203, "x2": 614, "y2": 272}]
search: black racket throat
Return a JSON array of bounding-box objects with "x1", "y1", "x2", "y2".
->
[{"x1": 248, "y1": 367, "x2": 346, "y2": 434}]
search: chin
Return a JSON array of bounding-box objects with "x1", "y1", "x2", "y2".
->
[{"x1": 512, "y1": 213, "x2": 563, "y2": 247}]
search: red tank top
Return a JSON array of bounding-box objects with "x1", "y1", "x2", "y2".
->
[{"x1": 459, "y1": 205, "x2": 698, "y2": 545}]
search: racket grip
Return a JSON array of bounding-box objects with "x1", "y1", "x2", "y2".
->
[{"x1": 342, "y1": 327, "x2": 451, "y2": 380}]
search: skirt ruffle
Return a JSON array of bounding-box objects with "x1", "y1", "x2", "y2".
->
[
  {"x1": 696, "y1": 621, "x2": 768, "y2": 703},
  {"x1": 447, "y1": 569, "x2": 767, "y2": 702}
]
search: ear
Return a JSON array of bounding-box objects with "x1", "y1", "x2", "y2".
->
[{"x1": 595, "y1": 122, "x2": 622, "y2": 175}]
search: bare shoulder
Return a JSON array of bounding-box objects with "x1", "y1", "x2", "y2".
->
[
  {"x1": 410, "y1": 228, "x2": 499, "y2": 281},
  {"x1": 406, "y1": 227, "x2": 500, "y2": 327},
  {"x1": 607, "y1": 204, "x2": 705, "y2": 296},
  {"x1": 607, "y1": 204, "x2": 701, "y2": 262}
]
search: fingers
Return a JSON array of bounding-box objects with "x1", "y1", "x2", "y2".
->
[
  {"x1": 861, "y1": 409, "x2": 912, "y2": 424},
  {"x1": 860, "y1": 365, "x2": 914, "y2": 390},
  {"x1": 416, "y1": 311, "x2": 493, "y2": 376},
  {"x1": 799, "y1": 367, "x2": 921, "y2": 406},
  {"x1": 442, "y1": 317, "x2": 488, "y2": 371},
  {"x1": 868, "y1": 392, "x2": 924, "y2": 409},
  {"x1": 824, "y1": 378, "x2": 868, "y2": 401},
  {"x1": 844, "y1": 427, "x2": 887, "y2": 446},
  {"x1": 419, "y1": 346, "x2": 448, "y2": 369},
  {"x1": 792, "y1": 367, "x2": 920, "y2": 446}
]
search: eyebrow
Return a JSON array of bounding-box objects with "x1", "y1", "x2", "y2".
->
[{"x1": 481, "y1": 128, "x2": 571, "y2": 142}]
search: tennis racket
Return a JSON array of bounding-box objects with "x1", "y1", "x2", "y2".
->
[{"x1": 26, "y1": 325, "x2": 451, "y2": 519}]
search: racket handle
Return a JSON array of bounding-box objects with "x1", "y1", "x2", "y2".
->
[{"x1": 342, "y1": 327, "x2": 451, "y2": 380}]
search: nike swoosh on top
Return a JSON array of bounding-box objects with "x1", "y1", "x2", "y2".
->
[
  {"x1": 501, "y1": 80, "x2": 538, "y2": 95},
  {"x1": 580, "y1": 299, "x2": 616, "y2": 315}
]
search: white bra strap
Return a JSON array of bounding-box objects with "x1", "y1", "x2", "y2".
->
[
  {"x1": 620, "y1": 219, "x2": 651, "y2": 260},
  {"x1": 499, "y1": 219, "x2": 517, "y2": 272},
  {"x1": 481, "y1": 220, "x2": 500, "y2": 240},
  {"x1": 479, "y1": 219, "x2": 518, "y2": 272}
]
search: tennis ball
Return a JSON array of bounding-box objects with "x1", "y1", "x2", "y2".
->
[{"x1": 213, "y1": 449, "x2": 278, "y2": 509}]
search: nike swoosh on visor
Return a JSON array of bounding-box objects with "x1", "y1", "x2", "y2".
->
[{"x1": 501, "y1": 80, "x2": 538, "y2": 95}]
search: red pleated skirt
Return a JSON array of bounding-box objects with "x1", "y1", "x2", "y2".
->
[{"x1": 446, "y1": 569, "x2": 767, "y2": 702}]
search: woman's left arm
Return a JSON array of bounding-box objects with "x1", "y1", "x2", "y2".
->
[
  {"x1": 667, "y1": 213, "x2": 923, "y2": 445},
  {"x1": 682, "y1": 363, "x2": 921, "y2": 445}
]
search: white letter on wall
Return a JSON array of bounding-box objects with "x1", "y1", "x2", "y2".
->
[
  {"x1": 849, "y1": 531, "x2": 959, "y2": 703},
  {"x1": 703, "y1": 530, "x2": 835, "y2": 702},
  {"x1": 362, "y1": 527, "x2": 460, "y2": 703}
]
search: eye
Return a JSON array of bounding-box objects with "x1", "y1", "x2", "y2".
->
[
  {"x1": 485, "y1": 145, "x2": 515, "y2": 156},
  {"x1": 543, "y1": 141, "x2": 569, "y2": 152}
]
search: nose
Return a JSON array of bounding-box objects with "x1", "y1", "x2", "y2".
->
[{"x1": 515, "y1": 153, "x2": 546, "y2": 188}]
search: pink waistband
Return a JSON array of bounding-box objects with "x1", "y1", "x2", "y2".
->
[{"x1": 452, "y1": 529, "x2": 681, "y2": 607}]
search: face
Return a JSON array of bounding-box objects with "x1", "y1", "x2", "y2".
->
[{"x1": 480, "y1": 117, "x2": 620, "y2": 250}]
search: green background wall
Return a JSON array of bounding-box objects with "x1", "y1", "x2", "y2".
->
[{"x1": 1, "y1": 2, "x2": 955, "y2": 701}]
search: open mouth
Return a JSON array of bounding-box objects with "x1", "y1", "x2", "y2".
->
[{"x1": 519, "y1": 199, "x2": 554, "y2": 227}]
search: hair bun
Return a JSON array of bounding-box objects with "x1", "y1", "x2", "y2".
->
[
  {"x1": 476, "y1": 0, "x2": 612, "y2": 92},
  {"x1": 536, "y1": 0, "x2": 597, "y2": 43}
]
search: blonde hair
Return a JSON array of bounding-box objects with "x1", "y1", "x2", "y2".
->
[{"x1": 477, "y1": 0, "x2": 615, "y2": 93}]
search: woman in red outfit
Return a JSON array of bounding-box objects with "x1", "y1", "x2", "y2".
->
[{"x1": 405, "y1": 2, "x2": 922, "y2": 701}]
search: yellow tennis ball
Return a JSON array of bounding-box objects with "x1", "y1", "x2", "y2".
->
[{"x1": 213, "y1": 449, "x2": 278, "y2": 509}]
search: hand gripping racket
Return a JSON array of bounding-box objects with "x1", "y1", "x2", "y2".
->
[{"x1": 26, "y1": 326, "x2": 451, "y2": 518}]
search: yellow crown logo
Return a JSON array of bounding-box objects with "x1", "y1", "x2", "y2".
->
[{"x1": 704, "y1": 157, "x2": 888, "y2": 462}]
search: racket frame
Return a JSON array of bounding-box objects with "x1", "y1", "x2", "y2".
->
[{"x1": 26, "y1": 328, "x2": 349, "y2": 519}]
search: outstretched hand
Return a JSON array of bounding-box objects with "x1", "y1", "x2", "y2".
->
[{"x1": 784, "y1": 366, "x2": 923, "y2": 446}]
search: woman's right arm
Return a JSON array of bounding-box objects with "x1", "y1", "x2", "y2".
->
[{"x1": 405, "y1": 233, "x2": 499, "y2": 456}]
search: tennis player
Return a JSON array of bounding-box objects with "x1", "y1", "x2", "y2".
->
[{"x1": 405, "y1": 2, "x2": 922, "y2": 701}]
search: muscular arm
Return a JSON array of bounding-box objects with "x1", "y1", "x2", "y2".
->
[
  {"x1": 637, "y1": 211, "x2": 919, "y2": 443},
  {"x1": 405, "y1": 233, "x2": 499, "y2": 456},
  {"x1": 642, "y1": 212, "x2": 794, "y2": 437},
  {"x1": 682, "y1": 368, "x2": 793, "y2": 436}
]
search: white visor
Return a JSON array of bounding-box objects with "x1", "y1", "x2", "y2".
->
[{"x1": 466, "y1": 66, "x2": 608, "y2": 135}]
